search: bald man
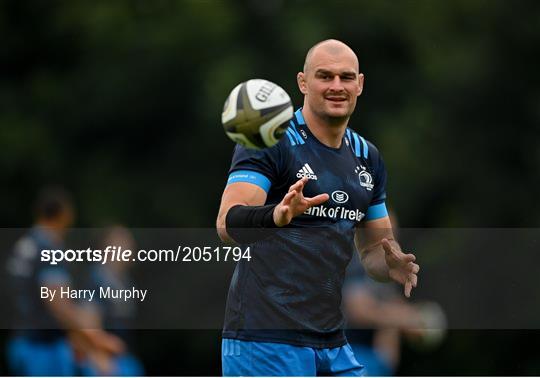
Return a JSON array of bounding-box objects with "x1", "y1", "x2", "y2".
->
[{"x1": 217, "y1": 39, "x2": 419, "y2": 376}]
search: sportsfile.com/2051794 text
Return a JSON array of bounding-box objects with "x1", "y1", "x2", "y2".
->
[{"x1": 40, "y1": 245, "x2": 252, "y2": 265}]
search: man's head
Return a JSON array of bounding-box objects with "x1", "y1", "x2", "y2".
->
[
  {"x1": 101, "y1": 225, "x2": 136, "y2": 271},
  {"x1": 298, "y1": 39, "x2": 364, "y2": 123},
  {"x1": 34, "y1": 187, "x2": 75, "y2": 231}
]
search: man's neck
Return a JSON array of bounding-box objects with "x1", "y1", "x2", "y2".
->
[
  {"x1": 36, "y1": 220, "x2": 64, "y2": 243},
  {"x1": 302, "y1": 107, "x2": 348, "y2": 149}
]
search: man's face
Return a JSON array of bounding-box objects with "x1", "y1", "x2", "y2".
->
[
  {"x1": 60, "y1": 206, "x2": 75, "y2": 230},
  {"x1": 298, "y1": 48, "x2": 363, "y2": 122}
]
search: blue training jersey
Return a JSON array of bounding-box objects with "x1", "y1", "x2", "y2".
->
[
  {"x1": 222, "y1": 109, "x2": 388, "y2": 348},
  {"x1": 6, "y1": 227, "x2": 72, "y2": 341}
]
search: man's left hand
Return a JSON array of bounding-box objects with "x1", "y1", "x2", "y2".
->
[{"x1": 382, "y1": 238, "x2": 419, "y2": 298}]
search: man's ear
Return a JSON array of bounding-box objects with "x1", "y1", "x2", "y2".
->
[
  {"x1": 297, "y1": 72, "x2": 307, "y2": 95},
  {"x1": 357, "y1": 73, "x2": 364, "y2": 96}
]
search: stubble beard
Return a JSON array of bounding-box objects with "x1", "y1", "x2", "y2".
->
[{"x1": 314, "y1": 102, "x2": 355, "y2": 128}]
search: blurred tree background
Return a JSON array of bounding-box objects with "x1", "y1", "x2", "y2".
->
[{"x1": 1, "y1": 0, "x2": 539, "y2": 375}]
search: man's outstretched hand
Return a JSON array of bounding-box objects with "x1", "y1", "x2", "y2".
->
[
  {"x1": 273, "y1": 177, "x2": 329, "y2": 227},
  {"x1": 382, "y1": 238, "x2": 420, "y2": 298}
]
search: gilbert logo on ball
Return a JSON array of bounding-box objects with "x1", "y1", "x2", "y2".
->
[{"x1": 222, "y1": 79, "x2": 293, "y2": 149}]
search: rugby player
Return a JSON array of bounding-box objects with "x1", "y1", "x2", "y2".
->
[
  {"x1": 217, "y1": 39, "x2": 419, "y2": 376},
  {"x1": 6, "y1": 188, "x2": 124, "y2": 375}
]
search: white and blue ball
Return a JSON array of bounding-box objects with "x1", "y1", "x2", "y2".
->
[{"x1": 222, "y1": 79, "x2": 293, "y2": 149}]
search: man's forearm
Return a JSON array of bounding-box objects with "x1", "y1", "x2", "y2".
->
[
  {"x1": 46, "y1": 294, "x2": 100, "y2": 330},
  {"x1": 360, "y1": 244, "x2": 391, "y2": 282}
]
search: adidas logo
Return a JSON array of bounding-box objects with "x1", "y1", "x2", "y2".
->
[{"x1": 296, "y1": 163, "x2": 318, "y2": 180}]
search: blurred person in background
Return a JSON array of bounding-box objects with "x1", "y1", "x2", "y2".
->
[
  {"x1": 344, "y1": 211, "x2": 446, "y2": 376},
  {"x1": 344, "y1": 260, "x2": 417, "y2": 375},
  {"x1": 77, "y1": 225, "x2": 144, "y2": 376},
  {"x1": 5, "y1": 187, "x2": 125, "y2": 375}
]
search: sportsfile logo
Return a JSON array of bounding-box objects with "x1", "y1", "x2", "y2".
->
[
  {"x1": 296, "y1": 163, "x2": 318, "y2": 180},
  {"x1": 304, "y1": 205, "x2": 365, "y2": 222}
]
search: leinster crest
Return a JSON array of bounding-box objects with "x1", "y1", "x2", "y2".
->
[{"x1": 355, "y1": 165, "x2": 374, "y2": 191}]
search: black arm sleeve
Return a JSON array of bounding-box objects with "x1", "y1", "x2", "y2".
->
[{"x1": 225, "y1": 204, "x2": 277, "y2": 244}]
